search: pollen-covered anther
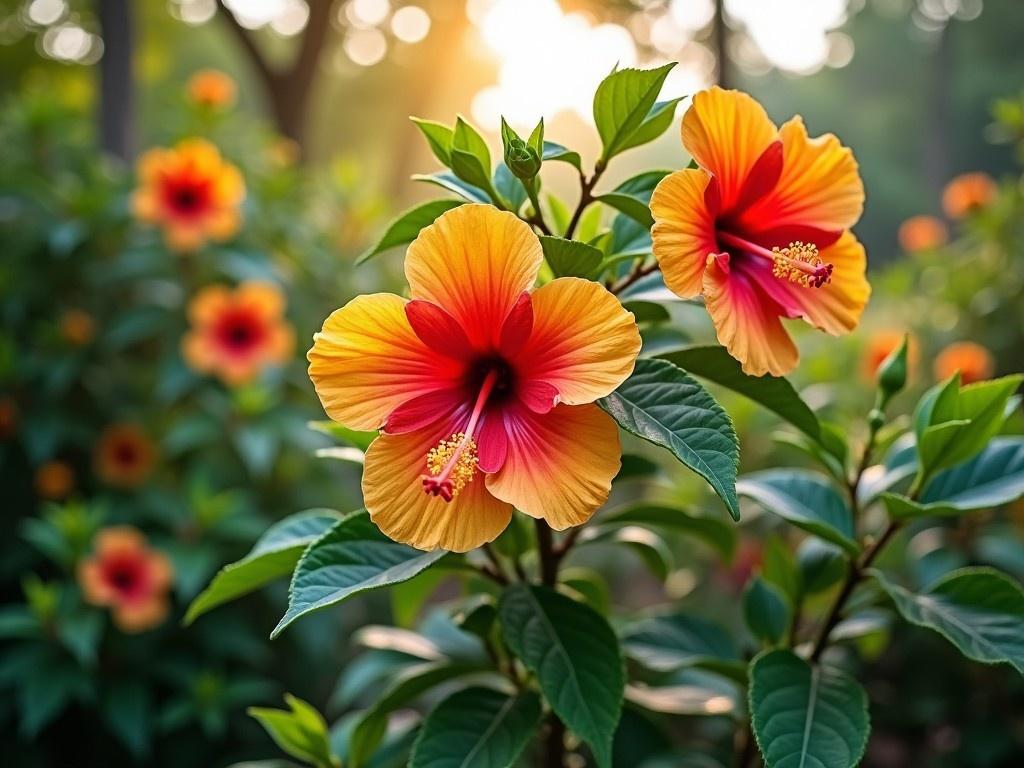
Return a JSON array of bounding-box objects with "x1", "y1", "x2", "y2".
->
[
  {"x1": 422, "y1": 432, "x2": 479, "y2": 502},
  {"x1": 771, "y1": 241, "x2": 833, "y2": 288}
]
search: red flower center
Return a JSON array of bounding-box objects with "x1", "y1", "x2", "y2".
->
[
  {"x1": 102, "y1": 554, "x2": 150, "y2": 602},
  {"x1": 113, "y1": 439, "x2": 139, "y2": 468},
  {"x1": 163, "y1": 176, "x2": 212, "y2": 218},
  {"x1": 214, "y1": 309, "x2": 266, "y2": 357}
]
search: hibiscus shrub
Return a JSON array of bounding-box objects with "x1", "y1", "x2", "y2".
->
[{"x1": 190, "y1": 65, "x2": 1024, "y2": 768}]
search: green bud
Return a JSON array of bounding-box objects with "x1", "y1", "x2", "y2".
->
[
  {"x1": 501, "y1": 117, "x2": 542, "y2": 180},
  {"x1": 877, "y1": 333, "x2": 910, "y2": 399}
]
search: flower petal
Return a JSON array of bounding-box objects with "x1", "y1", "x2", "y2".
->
[
  {"x1": 755, "y1": 230, "x2": 870, "y2": 336},
  {"x1": 405, "y1": 204, "x2": 542, "y2": 350},
  {"x1": 702, "y1": 253, "x2": 799, "y2": 377},
  {"x1": 682, "y1": 87, "x2": 778, "y2": 212},
  {"x1": 650, "y1": 168, "x2": 719, "y2": 299},
  {"x1": 739, "y1": 116, "x2": 864, "y2": 233},
  {"x1": 405, "y1": 300, "x2": 474, "y2": 360},
  {"x1": 362, "y1": 425, "x2": 513, "y2": 552},
  {"x1": 308, "y1": 293, "x2": 463, "y2": 431},
  {"x1": 486, "y1": 403, "x2": 620, "y2": 530},
  {"x1": 512, "y1": 278, "x2": 640, "y2": 405}
]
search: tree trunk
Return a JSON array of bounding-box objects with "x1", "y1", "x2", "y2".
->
[{"x1": 96, "y1": 0, "x2": 134, "y2": 160}]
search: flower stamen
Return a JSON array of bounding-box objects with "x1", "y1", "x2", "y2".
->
[
  {"x1": 718, "y1": 232, "x2": 833, "y2": 289},
  {"x1": 421, "y1": 368, "x2": 499, "y2": 502}
]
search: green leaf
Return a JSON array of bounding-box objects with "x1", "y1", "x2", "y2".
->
[
  {"x1": 797, "y1": 538, "x2": 847, "y2": 595},
  {"x1": 451, "y1": 117, "x2": 494, "y2": 195},
  {"x1": 581, "y1": 526, "x2": 674, "y2": 581},
  {"x1": 592, "y1": 170, "x2": 668, "y2": 230},
  {"x1": 356, "y1": 200, "x2": 463, "y2": 265},
  {"x1": 307, "y1": 421, "x2": 377, "y2": 451},
  {"x1": 538, "y1": 235, "x2": 604, "y2": 279},
  {"x1": 872, "y1": 567, "x2": 1024, "y2": 674},
  {"x1": 922, "y1": 437, "x2": 1024, "y2": 509},
  {"x1": 493, "y1": 164, "x2": 527, "y2": 213},
  {"x1": 623, "y1": 300, "x2": 670, "y2": 325},
  {"x1": 593, "y1": 63, "x2": 676, "y2": 162},
  {"x1": 599, "y1": 358, "x2": 740, "y2": 520},
  {"x1": 542, "y1": 141, "x2": 582, "y2": 171},
  {"x1": 736, "y1": 470, "x2": 857, "y2": 555},
  {"x1": 272, "y1": 512, "x2": 447, "y2": 638},
  {"x1": 595, "y1": 504, "x2": 735, "y2": 560},
  {"x1": 498, "y1": 584, "x2": 623, "y2": 768},
  {"x1": 661, "y1": 346, "x2": 820, "y2": 441},
  {"x1": 620, "y1": 614, "x2": 742, "y2": 680},
  {"x1": 185, "y1": 510, "x2": 342, "y2": 625},
  {"x1": 615, "y1": 98, "x2": 684, "y2": 153},
  {"x1": 413, "y1": 172, "x2": 490, "y2": 203},
  {"x1": 743, "y1": 578, "x2": 790, "y2": 646},
  {"x1": 761, "y1": 535, "x2": 802, "y2": 604},
  {"x1": 409, "y1": 687, "x2": 542, "y2": 768},
  {"x1": 749, "y1": 650, "x2": 869, "y2": 768},
  {"x1": 248, "y1": 694, "x2": 338, "y2": 768},
  {"x1": 411, "y1": 117, "x2": 454, "y2": 166}
]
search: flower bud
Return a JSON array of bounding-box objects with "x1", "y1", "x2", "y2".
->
[
  {"x1": 877, "y1": 333, "x2": 909, "y2": 399},
  {"x1": 505, "y1": 137, "x2": 541, "y2": 180}
]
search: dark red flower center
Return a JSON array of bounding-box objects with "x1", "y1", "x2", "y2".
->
[
  {"x1": 102, "y1": 554, "x2": 149, "y2": 602},
  {"x1": 162, "y1": 176, "x2": 213, "y2": 218},
  {"x1": 113, "y1": 439, "x2": 139, "y2": 467},
  {"x1": 213, "y1": 309, "x2": 266, "y2": 357}
]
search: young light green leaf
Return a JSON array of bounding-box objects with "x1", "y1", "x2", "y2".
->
[
  {"x1": 620, "y1": 614, "x2": 742, "y2": 680},
  {"x1": 185, "y1": 510, "x2": 343, "y2": 625},
  {"x1": 614, "y1": 98, "x2": 684, "y2": 154},
  {"x1": 593, "y1": 63, "x2": 676, "y2": 162},
  {"x1": 660, "y1": 346, "x2": 821, "y2": 441},
  {"x1": 356, "y1": 200, "x2": 463, "y2": 265},
  {"x1": 872, "y1": 567, "x2": 1024, "y2": 674},
  {"x1": 271, "y1": 512, "x2": 447, "y2": 638},
  {"x1": 538, "y1": 235, "x2": 604, "y2": 279},
  {"x1": 451, "y1": 117, "x2": 494, "y2": 195},
  {"x1": 411, "y1": 117, "x2": 454, "y2": 166},
  {"x1": 498, "y1": 584, "x2": 624, "y2": 768},
  {"x1": 599, "y1": 358, "x2": 740, "y2": 520},
  {"x1": 736, "y1": 470, "x2": 857, "y2": 554},
  {"x1": 409, "y1": 687, "x2": 542, "y2": 768},
  {"x1": 749, "y1": 650, "x2": 869, "y2": 768},
  {"x1": 307, "y1": 421, "x2": 377, "y2": 451},
  {"x1": 248, "y1": 694, "x2": 339, "y2": 768},
  {"x1": 743, "y1": 577, "x2": 790, "y2": 646}
]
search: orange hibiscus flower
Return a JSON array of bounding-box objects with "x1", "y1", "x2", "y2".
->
[
  {"x1": 187, "y1": 69, "x2": 236, "y2": 109},
  {"x1": 650, "y1": 87, "x2": 869, "y2": 377},
  {"x1": 78, "y1": 527, "x2": 174, "y2": 633},
  {"x1": 934, "y1": 341, "x2": 994, "y2": 384},
  {"x1": 132, "y1": 138, "x2": 245, "y2": 252},
  {"x1": 182, "y1": 281, "x2": 295, "y2": 385},
  {"x1": 95, "y1": 424, "x2": 157, "y2": 489},
  {"x1": 309, "y1": 204, "x2": 641, "y2": 552},
  {"x1": 897, "y1": 215, "x2": 948, "y2": 253},
  {"x1": 942, "y1": 172, "x2": 997, "y2": 219}
]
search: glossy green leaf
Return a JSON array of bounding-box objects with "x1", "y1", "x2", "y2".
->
[
  {"x1": 615, "y1": 98, "x2": 684, "y2": 153},
  {"x1": 185, "y1": 509, "x2": 342, "y2": 625},
  {"x1": 272, "y1": 512, "x2": 447, "y2": 638},
  {"x1": 797, "y1": 538, "x2": 847, "y2": 595},
  {"x1": 599, "y1": 358, "x2": 740, "y2": 520},
  {"x1": 736, "y1": 470, "x2": 857, "y2": 554},
  {"x1": 493, "y1": 164, "x2": 527, "y2": 213},
  {"x1": 498, "y1": 584, "x2": 623, "y2": 768},
  {"x1": 413, "y1": 171, "x2": 490, "y2": 203},
  {"x1": 620, "y1": 614, "x2": 742, "y2": 679},
  {"x1": 921, "y1": 437, "x2": 1024, "y2": 510},
  {"x1": 451, "y1": 117, "x2": 494, "y2": 195},
  {"x1": 660, "y1": 346, "x2": 820, "y2": 441},
  {"x1": 411, "y1": 117, "x2": 454, "y2": 166},
  {"x1": 248, "y1": 694, "x2": 338, "y2": 768},
  {"x1": 542, "y1": 141, "x2": 582, "y2": 171},
  {"x1": 595, "y1": 504, "x2": 735, "y2": 560},
  {"x1": 356, "y1": 200, "x2": 463, "y2": 265},
  {"x1": 749, "y1": 650, "x2": 869, "y2": 768},
  {"x1": 409, "y1": 687, "x2": 542, "y2": 768},
  {"x1": 872, "y1": 567, "x2": 1024, "y2": 674},
  {"x1": 307, "y1": 421, "x2": 377, "y2": 451},
  {"x1": 581, "y1": 526, "x2": 674, "y2": 581},
  {"x1": 538, "y1": 235, "x2": 604, "y2": 279},
  {"x1": 593, "y1": 63, "x2": 676, "y2": 162},
  {"x1": 743, "y1": 578, "x2": 790, "y2": 645},
  {"x1": 592, "y1": 170, "x2": 668, "y2": 230}
]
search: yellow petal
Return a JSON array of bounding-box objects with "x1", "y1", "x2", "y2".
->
[
  {"x1": 486, "y1": 403, "x2": 620, "y2": 530},
  {"x1": 362, "y1": 427, "x2": 513, "y2": 552},
  {"x1": 682, "y1": 87, "x2": 778, "y2": 211},
  {"x1": 308, "y1": 293, "x2": 462, "y2": 431},
  {"x1": 702, "y1": 253, "x2": 799, "y2": 377},
  {"x1": 405, "y1": 204, "x2": 542, "y2": 350},
  {"x1": 650, "y1": 168, "x2": 718, "y2": 299},
  {"x1": 513, "y1": 278, "x2": 640, "y2": 405}
]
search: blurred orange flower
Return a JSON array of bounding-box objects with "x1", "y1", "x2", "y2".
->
[
  {"x1": 934, "y1": 341, "x2": 994, "y2": 384},
  {"x1": 187, "y1": 69, "x2": 236, "y2": 109},
  {"x1": 862, "y1": 330, "x2": 918, "y2": 381},
  {"x1": 132, "y1": 138, "x2": 245, "y2": 252},
  {"x1": 897, "y1": 215, "x2": 948, "y2": 253},
  {"x1": 0, "y1": 397, "x2": 17, "y2": 440},
  {"x1": 183, "y1": 282, "x2": 295, "y2": 385},
  {"x1": 942, "y1": 172, "x2": 997, "y2": 219},
  {"x1": 78, "y1": 527, "x2": 174, "y2": 633},
  {"x1": 35, "y1": 460, "x2": 74, "y2": 500},
  {"x1": 60, "y1": 309, "x2": 96, "y2": 346},
  {"x1": 650, "y1": 87, "x2": 869, "y2": 376},
  {"x1": 309, "y1": 205, "x2": 640, "y2": 552},
  {"x1": 95, "y1": 424, "x2": 157, "y2": 489}
]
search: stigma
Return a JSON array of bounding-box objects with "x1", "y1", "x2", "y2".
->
[
  {"x1": 771, "y1": 241, "x2": 833, "y2": 288},
  {"x1": 422, "y1": 433, "x2": 479, "y2": 501}
]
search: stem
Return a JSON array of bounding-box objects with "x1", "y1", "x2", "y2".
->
[
  {"x1": 482, "y1": 542, "x2": 512, "y2": 583},
  {"x1": 609, "y1": 259, "x2": 659, "y2": 296},
  {"x1": 535, "y1": 518, "x2": 557, "y2": 587},
  {"x1": 564, "y1": 163, "x2": 604, "y2": 239},
  {"x1": 542, "y1": 713, "x2": 567, "y2": 768}
]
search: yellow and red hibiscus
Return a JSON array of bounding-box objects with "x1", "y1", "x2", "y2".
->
[
  {"x1": 132, "y1": 138, "x2": 245, "y2": 252},
  {"x1": 309, "y1": 204, "x2": 642, "y2": 552},
  {"x1": 651, "y1": 87, "x2": 870, "y2": 377}
]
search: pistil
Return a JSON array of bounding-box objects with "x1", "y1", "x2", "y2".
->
[
  {"x1": 718, "y1": 231, "x2": 833, "y2": 288},
  {"x1": 422, "y1": 368, "x2": 499, "y2": 502}
]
